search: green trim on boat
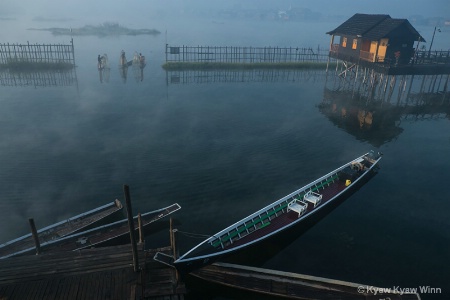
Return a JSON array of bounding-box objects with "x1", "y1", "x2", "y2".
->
[{"x1": 211, "y1": 174, "x2": 340, "y2": 248}]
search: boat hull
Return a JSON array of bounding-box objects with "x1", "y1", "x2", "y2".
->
[
  {"x1": 3, "y1": 203, "x2": 181, "y2": 258},
  {"x1": 222, "y1": 168, "x2": 378, "y2": 267},
  {"x1": 173, "y1": 152, "x2": 382, "y2": 273},
  {"x1": 0, "y1": 200, "x2": 123, "y2": 259}
]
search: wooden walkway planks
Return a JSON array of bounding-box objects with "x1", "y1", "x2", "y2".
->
[
  {"x1": 0, "y1": 244, "x2": 144, "y2": 300},
  {"x1": 143, "y1": 247, "x2": 186, "y2": 300},
  {"x1": 0, "y1": 243, "x2": 186, "y2": 300}
]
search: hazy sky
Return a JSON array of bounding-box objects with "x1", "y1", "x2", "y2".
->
[{"x1": 1, "y1": 0, "x2": 448, "y2": 20}]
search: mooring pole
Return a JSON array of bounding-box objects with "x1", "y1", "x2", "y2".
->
[
  {"x1": 123, "y1": 184, "x2": 139, "y2": 272},
  {"x1": 170, "y1": 217, "x2": 175, "y2": 258},
  {"x1": 28, "y1": 218, "x2": 41, "y2": 255},
  {"x1": 138, "y1": 213, "x2": 144, "y2": 244},
  {"x1": 170, "y1": 217, "x2": 180, "y2": 282}
]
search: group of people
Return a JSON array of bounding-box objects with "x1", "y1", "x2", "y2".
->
[
  {"x1": 97, "y1": 50, "x2": 146, "y2": 70},
  {"x1": 97, "y1": 50, "x2": 146, "y2": 83},
  {"x1": 120, "y1": 50, "x2": 146, "y2": 68}
]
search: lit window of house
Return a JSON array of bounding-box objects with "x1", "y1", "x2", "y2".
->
[
  {"x1": 352, "y1": 39, "x2": 358, "y2": 49},
  {"x1": 342, "y1": 37, "x2": 347, "y2": 47}
]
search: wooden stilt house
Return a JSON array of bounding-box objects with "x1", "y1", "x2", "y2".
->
[{"x1": 327, "y1": 14, "x2": 425, "y2": 65}]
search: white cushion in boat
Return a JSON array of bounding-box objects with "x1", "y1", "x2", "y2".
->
[
  {"x1": 303, "y1": 191, "x2": 322, "y2": 207},
  {"x1": 287, "y1": 200, "x2": 307, "y2": 218}
]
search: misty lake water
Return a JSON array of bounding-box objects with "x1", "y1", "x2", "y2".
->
[{"x1": 1, "y1": 15, "x2": 449, "y2": 299}]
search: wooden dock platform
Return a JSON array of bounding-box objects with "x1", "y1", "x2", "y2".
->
[
  {"x1": 0, "y1": 244, "x2": 185, "y2": 300},
  {"x1": 191, "y1": 262, "x2": 421, "y2": 300}
]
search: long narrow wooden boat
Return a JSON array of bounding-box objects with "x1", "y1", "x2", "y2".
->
[
  {"x1": 3, "y1": 203, "x2": 181, "y2": 258},
  {"x1": 0, "y1": 199, "x2": 123, "y2": 259},
  {"x1": 169, "y1": 151, "x2": 382, "y2": 272},
  {"x1": 190, "y1": 262, "x2": 420, "y2": 300}
]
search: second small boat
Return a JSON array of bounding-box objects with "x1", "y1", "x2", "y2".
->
[
  {"x1": 0, "y1": 199, "x2": 123, "y2": 259},
  {"x1": 4, "y1": 203, "x2": 181, "y2": 258}
]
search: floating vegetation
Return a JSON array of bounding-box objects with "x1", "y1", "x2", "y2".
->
[
  {"x1": 28, "y1": 22, "x2": 160, "y2": 37},
  {"x1": 162, "y1": 61, "x2": 335, "y2": 70}
]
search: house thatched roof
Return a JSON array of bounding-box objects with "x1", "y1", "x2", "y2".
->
[{"x1": 326, "y1": 13, "x2": 425, "y2": 42}]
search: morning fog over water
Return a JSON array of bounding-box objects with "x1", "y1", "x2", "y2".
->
[{"x1": 1, "y1": 1, "x2": 449, "y2": 299}]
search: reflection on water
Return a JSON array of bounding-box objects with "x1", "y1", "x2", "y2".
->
[
  {"x1": 1, "y1": 62, "x2": 449, "y2": 298},
  {"x1": 0, "y1": 69, "x2": 78, "y2": 88},
  {"x1": 166, "y1": 68, "x2": 326, "y2": 85},
  {"x1": 119, "y1": 65, "x2": 128, "y2": 83},
  {"x1": 320, "y1": 71, "x2": 450, "y2": 147},
  {"x1": 320, "y1": 88, "x2": 405, "y2": 147}
]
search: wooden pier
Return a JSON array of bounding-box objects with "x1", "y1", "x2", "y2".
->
[
  {"x1": 165, "y1": 44, "x2": 329, "y2": 63},
  {"x1": 0, "y1": 244, "x2": 185, "y2": 300}
]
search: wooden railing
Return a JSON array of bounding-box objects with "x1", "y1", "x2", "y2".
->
[
  {"x1": 165, "y1": 44, "x2": 330, "y2": 63},
  {"x1": 0, "y1": 41, "x2": 75, "y2": 65}
]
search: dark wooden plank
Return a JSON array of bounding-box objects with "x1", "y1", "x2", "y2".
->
[
  {"x1": 2, "y1": 282, "x2": 15, "y2": 299},
  {"x1": 0, "y1": 244, "x2": 185, "y2": 300},
  {"x1": 12, "y1": 282, "x2": 32, "y2": 300},
  {"x1": 25, "y1": 280, "x2": 46, "y2": 300},
  {"x1": 95, "y1": 270, "x2": 105, "y2": 300},
  {"x1": 46, "y1": 277, "x2": 62, "y2": 300},
  {"x1": 115, "y1": 270, "x2": 124, "y2": 299},
  {"x1": 33, "y1": 278, "x2": 51, "y2": 300},
  {"x1": 61, "y1": 275, "x2": 77, "y2": 300},
  {"x1": 108, "y1": 270, "x2": 115, "y2": 300},
  {"x1": 85, "y1": 272, "x2": 98, "y2": 300},
  {"x1": 67, "y1": 275, "x2": 82, "y2": 300},
  {"x1": 97, "y1": 271, "x2": 107, "y2": 300},
  {"x1": 0, "y1": 252, "x2": 140, "y2": 285},
  {"x1": 0, "y1": 285, "x2": 7, "y2": 297},
  {"x1": 77, "y1": 273, "x2": 90, "y2": 300},
  {"x1": 53, "y1": 276, "x2": 68, "y2": 300},
  {"x1": 101, "y1": 271, "x2": 113, "y2": 300},
  {"x1": 1, "y1": 282, "x2": 17, "y2": 299},
  {"x1": 113, "y1": 268, "x2": 122, "y2": 300},
  {"x1": 121, "y1": 268, "x2": 131, "y2": 300}
]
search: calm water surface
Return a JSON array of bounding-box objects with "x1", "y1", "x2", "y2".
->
[{"x1": 0, "y1": 16, "x2": 449, "y2": 299}]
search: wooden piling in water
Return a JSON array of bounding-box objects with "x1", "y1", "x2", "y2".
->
[
  {"x1": 138, "y1": 213, "x2": 143, "y2": 244},
  {"x1": 169, "y1": 217, "x2": 176, "y2": 259},
  {"x1": 169, "y1": 217, "x2": 180, "y2": 283},
  {"x1": 28, "y1": 218, "x2": 41, "y2": 255},
  {"x1": 123, "y1": 184, "x2": 139, "y2": 272}
]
